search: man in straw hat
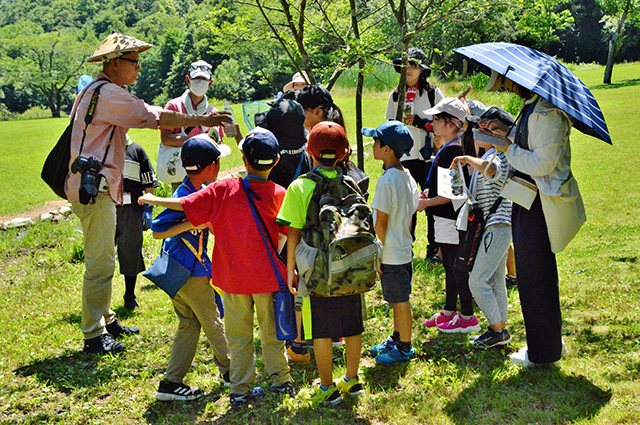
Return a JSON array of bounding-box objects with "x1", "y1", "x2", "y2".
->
[{"x1": 66, "y1": 31, "x2": 232, "y2": 356}]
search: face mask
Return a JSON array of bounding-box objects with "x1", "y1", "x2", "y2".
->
[{"x1": 189, "y1": 79, "x2": 210, "y2": 97}]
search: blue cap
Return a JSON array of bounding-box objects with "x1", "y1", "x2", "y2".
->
[
  {"x1": 181, "y1": 135, "x2": 231, "y2": 171},
  {"x1": 239, "y1": 128, "x2": 280, "y2": 166},
  {"x1": 361, "y1": 120, "x2": 414, "y2": 155}
]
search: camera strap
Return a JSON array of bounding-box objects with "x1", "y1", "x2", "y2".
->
[{"x1": 77, "y1": 80, "x2": 115, "y2": 166}]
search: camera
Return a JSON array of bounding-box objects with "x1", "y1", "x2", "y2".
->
[{"x1": 71, "y1": 156, "x2": 103, "y2": 205}]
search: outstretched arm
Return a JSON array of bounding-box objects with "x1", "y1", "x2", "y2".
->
[{"x1": 138, "y1": 193, "x2": 184, "y2": 210}]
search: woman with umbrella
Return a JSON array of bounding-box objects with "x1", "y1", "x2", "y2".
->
[
  {"x1": 478, "y1": 70, "x2": 579, "y2": 367},
  {"x1": 453, "y1": 42, "x2": 611, "y2": 368}
]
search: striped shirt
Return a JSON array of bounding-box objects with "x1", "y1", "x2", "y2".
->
[{"x1": 473, "y1": 148, "x2": 512, "y2": 226}]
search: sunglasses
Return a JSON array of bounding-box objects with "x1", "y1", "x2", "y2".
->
[
  {"x1": 118, "y1": 57, "x2": 140, "y2": 70},
  {"x1": 189, "y1": 64, "x2": 211, "y2": 72}
]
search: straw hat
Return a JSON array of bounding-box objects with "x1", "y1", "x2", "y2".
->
[{"x1": 87, "y1": 31, "x2": 153, "y2": 63}]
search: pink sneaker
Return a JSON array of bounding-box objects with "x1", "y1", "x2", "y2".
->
[
  {"x1": 421, "y1": 311, "x2": 456, "y2": 328},
  {"x1": 437, "y1": 314, "x2": 481, "y2": 333}
]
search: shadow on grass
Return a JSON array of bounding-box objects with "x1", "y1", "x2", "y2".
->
[
  {"x1": 211, "y1": 396, "x2": 372, "y2": 425},
  {"x1": 13, "y1": 351, "x2": 114, "y2": 394},
  {"x1": 611, "y1": 255, "x2": 637, "y2": 263},
  {"x1": 445, "y1": 366, "x2": 611, "y2": 424},
  {"x1": 143, "y1": 388, "x2": 372, "y2": 425},
  {"x1": 590, "y1": 78, "x2": 640, "y2": 90}
]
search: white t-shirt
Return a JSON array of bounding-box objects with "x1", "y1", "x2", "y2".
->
[{"x1": 371, "y1": 167, "x2": 420, "y2": 265}]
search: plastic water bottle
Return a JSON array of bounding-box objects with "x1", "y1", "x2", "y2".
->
[{"x1": 222, "y1": 101, "x2": 237, "y2": 137}]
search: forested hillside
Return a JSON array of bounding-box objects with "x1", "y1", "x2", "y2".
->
[{"x1": 0, "y1": 0, "x2": 638, "y2": 119}]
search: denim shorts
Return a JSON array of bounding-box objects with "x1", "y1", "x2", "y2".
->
[{"x1": 380, "y1": 262, "x2": 413, "y2": 303}]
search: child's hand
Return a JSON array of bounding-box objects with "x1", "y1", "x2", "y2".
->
[
  {"x1": 417, "y1": 197, "x2": 429, "y2": 212},
  {"x1": 419, "y1": 189, "x2": 429, "y2": 200},
  {"x1": 287, "y1": 269, "x2": 298, "y2": 295},
  {"x1": 403, "y1": 114, "x2": 415, "y2": 126},
  {"x1": 138, "y1": 193, "x2": 155, "y2": 205},
  {"x1": 450, "y1": 156, "x2": 468, "y2": 170}
]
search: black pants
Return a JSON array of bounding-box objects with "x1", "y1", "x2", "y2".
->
[
  {"x1": 440, "y1": 243, "x2": 474, "y2": 316},
  {"x1": 512, "y1": 194, "x2": 562, "y2": 364}
]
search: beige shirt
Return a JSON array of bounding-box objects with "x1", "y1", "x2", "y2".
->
[{"x1": 64, "y1": 72, "x2": 163, "y2": 204}]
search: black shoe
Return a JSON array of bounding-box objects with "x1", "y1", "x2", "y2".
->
[
  {"x1": 472, "y1": 328, "x2": 511, "y2": 349},
  {"x1": 105, "y1": 318, "x2": 140, "y2": 339},
  {"x1": 83, "y1": 333, "x2": 125, "y2": 355},
  {"x1": 505, "y1": 275, "x2": 518, "y2": 288},
  {"x1": 156, "y1": 380, "x2": 203, "y2": 402},
  {"x1": 123, "y1": 294, "x2": 139, "y2": 311},
  {"x1": 270, "y1": 381, "x2": 295, "y2": 396},
  {"x1": 230, "y1": 387, "x2": 265, "y2": 408}
]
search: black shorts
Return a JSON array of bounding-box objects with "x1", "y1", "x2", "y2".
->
[{"x1": 309, "y1": 294, "x2": 364, "y2": 340}]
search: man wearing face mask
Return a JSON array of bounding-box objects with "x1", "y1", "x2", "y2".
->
[{"x1": 158, "y1": 60, "x2": 238, "y2": 192}]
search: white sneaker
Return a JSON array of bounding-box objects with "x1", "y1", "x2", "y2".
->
[
  {"x1": 511, "y1": 341, "x2": 568, "y2": 368},
  {"x1": 510, "y1": 346, "x2": 533, "y2": 368}
]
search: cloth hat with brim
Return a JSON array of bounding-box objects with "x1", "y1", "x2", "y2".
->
[
  {"x1": 296, "y1": 84, "x2": 333, "y2": 110},
  {"x1": 255, "y1": 98, "x2": 306, "y2": 150},
  {"x1": 361, "y1": 120, "x2": 414, "y2": 156},
  {"x1": 181, "y1": 135, "x2": 231, "y2": 171},
  {"x1": 466, "y1": 106, "x2": 516, "y2": 127},
  {"x1": 307, "y1": 121, "x2": 348, "y2": 161},
  {"x1": 283, "y1": 71, "x2": 309, "y2": 92},
  {"x1": 238, "y1": 128, "x2": 280, "y2": 166},
  {"x1": 392, "y1": 47, "x2": 431, "y2": 76},
  {"x1": 189, "y1": 60, "x2": 212, "y2": 79},
  {"x1": 423, "y1": 97, "x2": 467, "y2": 122},
  {"x1": 87, "y1": 31, "x2": 153, "y2": 63}
]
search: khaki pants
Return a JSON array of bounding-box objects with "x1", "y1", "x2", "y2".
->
[
  {"x1": 223, "y1": 292, "x2": 291, "y2": 394},
  {"x1": 164, "y1": 276, "x2": 230, "y2": 383},
  {"x1": 72, "y1": 193, "x2": 117, "y2": 339}
]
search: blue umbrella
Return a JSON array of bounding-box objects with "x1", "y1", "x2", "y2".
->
[{"x1": 454, "y1": 42, "x2": 612, "y2": 144}]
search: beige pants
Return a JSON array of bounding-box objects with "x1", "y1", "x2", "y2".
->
[
  {"x1": 223, "y1": 292, "x2": 292, "y2": 394},
  {"x1": 164, "y1": 276, "x2": 231, "y2": 383},
  {"x1": 72, "y1": 193, "x2": 117, "y2": 339}
]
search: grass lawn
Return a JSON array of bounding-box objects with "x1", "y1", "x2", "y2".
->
[{"x1": 0, "y1": 63, "x2": 639, "y2": 424}]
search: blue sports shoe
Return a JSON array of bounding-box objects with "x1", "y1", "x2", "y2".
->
[
  {"x1": 369, "y1": 336, "x2": 396, "y2": 356},
  {"x1": 375, "y1": 346, "x2": 415, "y2": 365}
]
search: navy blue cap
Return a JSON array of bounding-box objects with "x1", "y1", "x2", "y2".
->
[
  {"x1": 239, "y1": 128, "x2": 280, "y2": 166},
  {"x1": 181, "y1": 135, "x2": 231, "y2": 171},
  {"x1": 361, "y1": 120, "x2": 414, "y2": 155}
]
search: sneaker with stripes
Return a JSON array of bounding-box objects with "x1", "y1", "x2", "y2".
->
[{"x1": 155, "y1": 380, "x2": 203, "y2": 402}]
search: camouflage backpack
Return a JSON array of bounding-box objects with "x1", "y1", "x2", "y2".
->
[{"x1": 300, "y1": 168, "x2": 381, "y2": 297}]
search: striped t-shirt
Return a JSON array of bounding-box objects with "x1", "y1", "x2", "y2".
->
[{"x1": 473, "y1": 148, "x2": 512, "y2": 226}]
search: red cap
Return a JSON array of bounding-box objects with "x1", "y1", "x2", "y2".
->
[
  {"x1": 307, "y1": 121, "x2": 348, "y2": 161},
  {"x1": 425, "y1": 122, "x2": 434, "y2": 132}
]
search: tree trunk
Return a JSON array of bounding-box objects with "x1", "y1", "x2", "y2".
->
[
  {"x1": 395, "y1": 45, "x2": 409, "y2": 121},
  {"x1": 603, "y1": 0, "x2": 631, "y2": 84},
  {"x1": 603, "y1": 38, "x2": 616, "y2": 84},
  {"x1": 356, "y1": 60, "x2": 365, "y2": 171}
]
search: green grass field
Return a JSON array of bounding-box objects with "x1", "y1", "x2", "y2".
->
[{"x1": 0, "y1": 63, "x2": 638, "y2": 424}]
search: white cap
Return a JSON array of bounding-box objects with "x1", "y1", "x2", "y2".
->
[
  {"x1": 423, "y1": 97, "x2": 467, "y2": 122},
  {"x1": 189, "y1": 60, "x2": 212, "y2": 79}
]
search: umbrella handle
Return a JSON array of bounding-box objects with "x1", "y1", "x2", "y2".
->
[{"x1": 458, "y1": 84, "x2": 472, "y2": 99}]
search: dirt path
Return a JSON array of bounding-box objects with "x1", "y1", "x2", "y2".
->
[
  {"x1": 1, "y1": 165, "x2": 245, "y2": 224},
  {"x1": 0, "y1": 200, "x2": 69, "y2": 224}
]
